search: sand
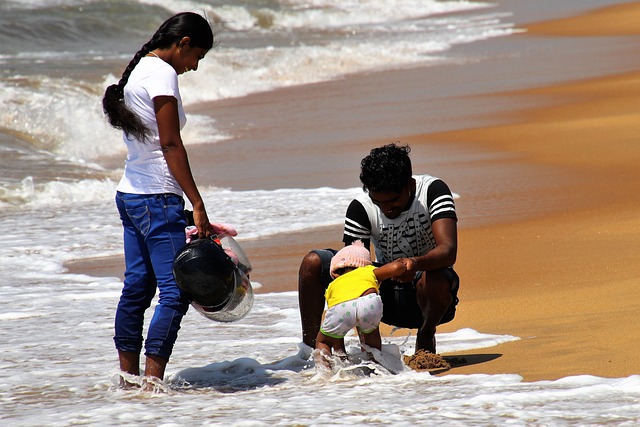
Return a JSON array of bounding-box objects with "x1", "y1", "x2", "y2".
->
[
  {"x1": 418, "y1": 4, "x2": 640, "y2": 381},
  {"x1": 67, "y1": 2, "x2": 640, "y2": 382}
]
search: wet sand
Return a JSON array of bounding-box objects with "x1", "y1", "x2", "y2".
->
[
  {"x1": 68, "y1": 2, "x2": 640, "y2": 381},
  {"x1": 414, "y1": 3, "x2": 640, "y2": 380}
]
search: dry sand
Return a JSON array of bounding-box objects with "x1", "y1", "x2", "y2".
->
[
  {"x1": 423, "y1": 4, "x2": 640, "y2": 381},
  {"x1": 68, "y1": 2, "x2": 640, "y2": 381}
]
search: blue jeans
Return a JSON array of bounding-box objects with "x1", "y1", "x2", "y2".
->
[{"x1": 114, "y1": 192, "x2": 189, "y2": 360}]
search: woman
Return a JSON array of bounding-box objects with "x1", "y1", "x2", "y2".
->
[{"x1": 102, "y1": 12, "x2": 215, "y2": 387}]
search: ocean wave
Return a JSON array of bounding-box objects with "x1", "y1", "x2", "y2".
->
[
  {"x1": 0, "y1": 176, "x2": 118, "y2": 208},
  {"x1": 0, "y1": 0, "x2": 517, "y2": 181}
]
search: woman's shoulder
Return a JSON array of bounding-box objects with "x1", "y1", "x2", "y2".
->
[
  {"x1": 132, "y1": 57, "x2": 177, "y2": 81},
  {"x1": 130, "y1": 58, "x2": 179, "y2": 97}
]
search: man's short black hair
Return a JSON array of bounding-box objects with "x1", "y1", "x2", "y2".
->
[{"x1": 359, "y1": 143, "x2": 413, "y2": 193}]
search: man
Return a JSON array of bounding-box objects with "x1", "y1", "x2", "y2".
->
[{"x1": 298, "y1": 143, "x2": 459, "y2": 354}]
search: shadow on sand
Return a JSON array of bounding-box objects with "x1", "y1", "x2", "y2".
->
[{"x1": 434, "y1": 353, "x2": 502, "y2": 375}]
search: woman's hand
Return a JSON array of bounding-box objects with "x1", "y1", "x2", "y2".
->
[{"x1": 192, "y1": 205, "x2": 213, "y2": 239}]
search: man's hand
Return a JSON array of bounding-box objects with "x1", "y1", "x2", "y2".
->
[{"x1": 393, "y1": 257, "x2": 418, "y2": 282}]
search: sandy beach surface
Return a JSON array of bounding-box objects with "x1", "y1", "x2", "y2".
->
[{"x1": 68, "y1": 2, "x2": 640, "y2": 382}]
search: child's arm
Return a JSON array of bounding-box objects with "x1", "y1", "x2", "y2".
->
[{"x1": 373, "y1": 261, "x2": 408, "y2": 282}]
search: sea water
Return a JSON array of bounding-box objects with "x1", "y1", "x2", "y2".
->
[{"x1": 2, "y1": 0, "x2": 640, "y2": 425}]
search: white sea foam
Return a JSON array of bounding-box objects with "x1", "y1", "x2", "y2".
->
[
  {"x1": 0, "y1": 0, "x2": 518, "y2": 164},
  {"x1": 2, "y1": 183, "x2": 640, "y2": 425},
  {"x1": 177, "y1": 10, "x2": 517, "y2": 104},
  {"x1": 147, "y1": 0, "x2": 493, "y2": 31},
  {"x1": 5, "y1": 184, "x2": 638, "y2": 424},
  {"x1": 2, "y1": 282, "x2": 640, "y2": 426},
  {"x1": 0, "y1": 182, "x2": 364, "y2": 267}
]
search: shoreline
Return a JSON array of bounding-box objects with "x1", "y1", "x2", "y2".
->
[{"x1": 67, "y1": 1, "x2": 640, "y2": 381}]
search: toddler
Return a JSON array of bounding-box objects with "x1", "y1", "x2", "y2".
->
[{"x1": 315, "y1": 241, "x2": 407, "y2": 362}]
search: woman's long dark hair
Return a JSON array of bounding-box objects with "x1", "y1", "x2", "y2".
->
[{"x1": 102, "y1": 12, "x2": 214, "y2": 142}]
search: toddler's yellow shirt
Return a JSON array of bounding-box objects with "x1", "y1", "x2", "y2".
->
[{"x1": 325, "y1": 265, "x2": 379, "y2": 308}]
